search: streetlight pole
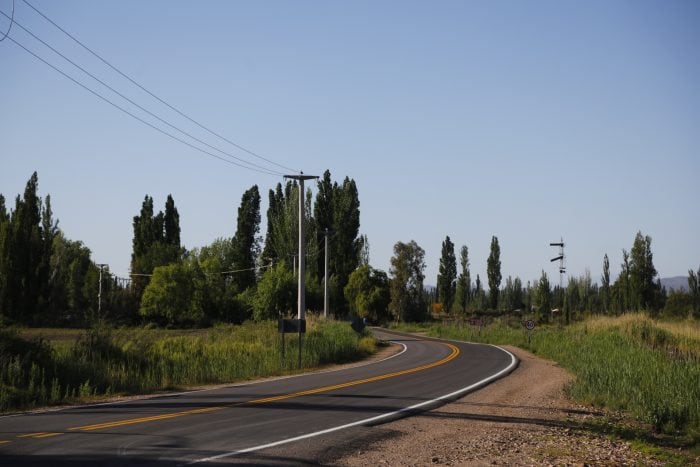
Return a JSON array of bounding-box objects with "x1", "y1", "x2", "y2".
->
[
  {"x1": 96, "y1": 263, "x2": 108, "y2": 322},
  {"x1": 284, "y1": 173, "x2": 319, "y2": 321},
  {"x1": 324, "y1": 228, "x2": 330, "y2": 318}
]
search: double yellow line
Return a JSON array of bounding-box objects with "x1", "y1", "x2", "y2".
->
[{"x1": 8, "y1": 342, "x2": 460, "y2": 439}]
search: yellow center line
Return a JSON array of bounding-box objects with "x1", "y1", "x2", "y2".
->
[
  {"x1": 32, "y1": 432, "x2": 63, "y2": 439},
  {"x1": 17, "y1": 432, "x2": 46, "y2": 438},
  {"x1": 66, "y1": 342, "x2": 460, "y2": 433},
  {"x1": 0, "y1": 440, "x2": 12, "y2": 445}
]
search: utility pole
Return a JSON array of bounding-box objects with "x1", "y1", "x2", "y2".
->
[
  {"x1": 96, "y1": 263, "x2": 108, "y2": 322},
  {"x1": 324, "y1": 228, "x2": 330, "y2": 318},
  {"x1": 284, "y1": 173, "x2": 319, "y2": 321}
]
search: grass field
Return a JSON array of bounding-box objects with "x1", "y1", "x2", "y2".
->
[
  {"x1": 0, "y1": 318, "x2": 376, "y2": 413},
  {"x1": 393, "y1": 313, "x2": 700, "y2": 446}
]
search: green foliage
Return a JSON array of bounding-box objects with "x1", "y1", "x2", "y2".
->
[
  {"x1": 330, "y1": 177, "x2": 361, "y2": 304},
  {"x1": 252, "y1": 262, "x2": 295, "y2": 321},
  {"x1": 231, "y1": 185, "x2": 261, "y2": 292},
  {"x1": 453, "y1": 245, "x2": 471, "y2": 315},
  {"x1": 140, "y1": 262, "x2": 207, "y2": 326},
  {"x1": 421, "y1": 315, "x2": 700, "y2": 444},
  {"x1": 629, "y1": 232, "x2": 660, "y2": 311},
  {"x1": 662, "y1": 292, "x2": 694, "y2": 319},
  {"x1": 344, "y1": 265, "x2": 390, "y2": 322},
  {"x1": 535, "y1": 270, "x2": 551, "y2": 321},
  {"x1": 487, "y1": 236, "x2": 502, "y2": 310},
  {"x1": 689, "y1": 267, "x2": 700, "y2": 318},
  {"x1": 500, "y1": 275, "x2": 523, "y2": 313},
  {"x1": 389, "y1": 240, "x2": 427, "y2": 322},
  {"x1": 601, "y1": 254, "x2": 611, "y2": 312},
  {"x1": 0, "y1": 320, "x2": 376, "y2": 412},
  {"x1": 437, "y1": 236, "x2": 457, "y2": 313},
  {"x1": 130, "y1": 194, "x2": 183, "y2": 300}
]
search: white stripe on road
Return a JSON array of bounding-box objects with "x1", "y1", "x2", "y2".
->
[{"x1": 186, "y1": 343, "x2": 517, "y2": 464}]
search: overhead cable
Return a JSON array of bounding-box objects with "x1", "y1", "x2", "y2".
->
[
  {"x1": 21, "y1": 0, "x2": 300, "y2": 174},
  {"x1": 0, "y1": 0, "x2": 14, "y2": 41},
  {"x1": 1, "y1": 11, "x2": 284, "y2": 176},
  {"x1": 6, "y1": 35, "x2": 282, "y2": 175}
]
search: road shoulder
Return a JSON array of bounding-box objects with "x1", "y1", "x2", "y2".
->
[{"x1": 326, "y1": 345, "x2": 670, "y2": 466}]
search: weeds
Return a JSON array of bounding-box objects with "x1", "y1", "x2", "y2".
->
[
  {"x1": 0, "y1": 319, "x2": 374, "y2": 412},
  {"x1": 399, "y1": 314, "x2": 700, "y2": 446}
]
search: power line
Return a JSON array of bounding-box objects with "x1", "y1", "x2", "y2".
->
[
  {"x1": 1, "y1": 11, "x2": 285, "y2": 176},
  {"x1": 0, "y1": 0, "x2": 14, "y2": 41},
  {"x1": 21, "y1": 0, "x2": 300, "y2": 175},
  {"x1": 6, "y1": 35, "x2": 282, "y2": 175}
]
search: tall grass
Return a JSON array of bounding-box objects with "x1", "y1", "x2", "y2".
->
[
  {"x1": 0, "y1": 319, "x2": 375, "y2": 412},
  {"x1": 405, "y1": 314, "x2": 700, "y2": 443}
]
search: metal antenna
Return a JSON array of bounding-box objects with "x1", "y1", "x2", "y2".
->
[{"x1": 549, "y1": 238, "x2": 566, "y2": 290}]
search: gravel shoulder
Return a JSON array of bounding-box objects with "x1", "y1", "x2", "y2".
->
[{"x1": 324, "y1": 345, "x2": 675, "y2": 466}]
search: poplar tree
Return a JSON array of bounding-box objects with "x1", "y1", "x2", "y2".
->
[
  {"x1": 331, "y1": 177, "x2": 360, "y2": 294},
  {"x1": 231, "y1": 185, "x2": 261, "y2": 292},
  {"x1": 314, "y1": 170, "x2": 334, "y2": 279},
  {"x1": 130, "y1": 195, "x2": 182, "y2": 300},
  {"x1": 689, "y1": 267, "x2": 700, "y2": 317},
  {"x1": 601, "y1": 254, "x2": 611, "y2": 313},
  {"x1": 487, "y1": 236, "x2": 502, "y2": 310},
  {"x1": 164, "y1": 194, "x2": 180, "y2": 249},
  {"x1": 261, "y1": 183, "x2": 284, "y2": 263},
  {"x1": 629, "y1": 231, "x2": 658, "y2": 310},
  {"x1": 454, "y1": 245, "x2": 471, "y2": 314},
  {"x1": 437, "y1": 235, "x2": 457, "y2": 313}
]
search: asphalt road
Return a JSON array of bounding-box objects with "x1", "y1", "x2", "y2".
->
[{"x1": 0, "y1": 329, "x2": 517, "y2": 466}]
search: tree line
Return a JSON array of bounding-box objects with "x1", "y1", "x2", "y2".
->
[
  {"x1": 0, "y1": 171, "x2": 363, "y2": 327},
  {"x1": 429, "y1": 232, "x2": 699, "y2": 322},
  {"x1": 1, "y1": 171, "x2": 697, "y2": 327}
]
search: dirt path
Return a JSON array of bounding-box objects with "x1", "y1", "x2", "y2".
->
[{"x1": 328, "y1": 346, "x2": 672, "y2": 466}]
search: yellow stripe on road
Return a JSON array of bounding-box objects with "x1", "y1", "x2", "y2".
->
[
  {"x1": 71, "y1": 405, "x2": 224, "y2": 432},
  {"x1": 62, "y1": 342, "x2": 459, "y2": 433},
  {"x1": 249, "y1": 343, "x2": 460, "y2": 405},
  {"x1": 32, "y1": 432, "x2": 62, "y2": 438}
]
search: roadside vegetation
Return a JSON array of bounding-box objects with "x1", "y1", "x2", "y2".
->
[
  {"x1": 2, "y1": 170, "x2": 698, "y2": 458},
  {"x1": 393, "y1": 313, "x2": 700, "y2": 448},
  {"x1": 0, "y1": 318, "x2": 376, "y2": 413}
]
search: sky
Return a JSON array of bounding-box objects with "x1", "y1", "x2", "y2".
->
[{"x1": 1, "y1": 0, "x2": 698, "y2": 287}]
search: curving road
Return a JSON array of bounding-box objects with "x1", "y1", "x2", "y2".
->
[{"x1": 0, "y1": 329, "x2": 517, "y2": 466}]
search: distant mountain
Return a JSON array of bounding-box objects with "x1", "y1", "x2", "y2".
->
[{"x1": 660, "y1": 276, "x2": 688, "y2": 292}]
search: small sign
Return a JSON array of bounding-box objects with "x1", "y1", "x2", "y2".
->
[
  {"x1": 278, "y1": 319, "x2": 306, "y2": 333},
  {"x1": 524, "y1": 320, "x2": 535, "y2": 331},
  {"x1": 469, "y1": 318, "x2": 482, "y2": 326},
  {"x1": 350, "y1": 316, "x2": 366, "y2": 334}
]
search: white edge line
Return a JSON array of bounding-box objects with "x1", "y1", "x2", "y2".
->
[
  {"x1": 0, "y1": 341, "x2": 408, "y2": 420},
  {"x1": 186, "y1": 343, "x2": 518, "y2": 464}
]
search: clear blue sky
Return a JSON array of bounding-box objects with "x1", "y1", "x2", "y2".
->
[{"x1": 1, "y1": 0, "x2": 698, "y2": 287}]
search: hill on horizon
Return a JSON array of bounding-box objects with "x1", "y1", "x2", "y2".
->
[{"x1": 660, "y1": 276, "x2": 689, "y2": 292}]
